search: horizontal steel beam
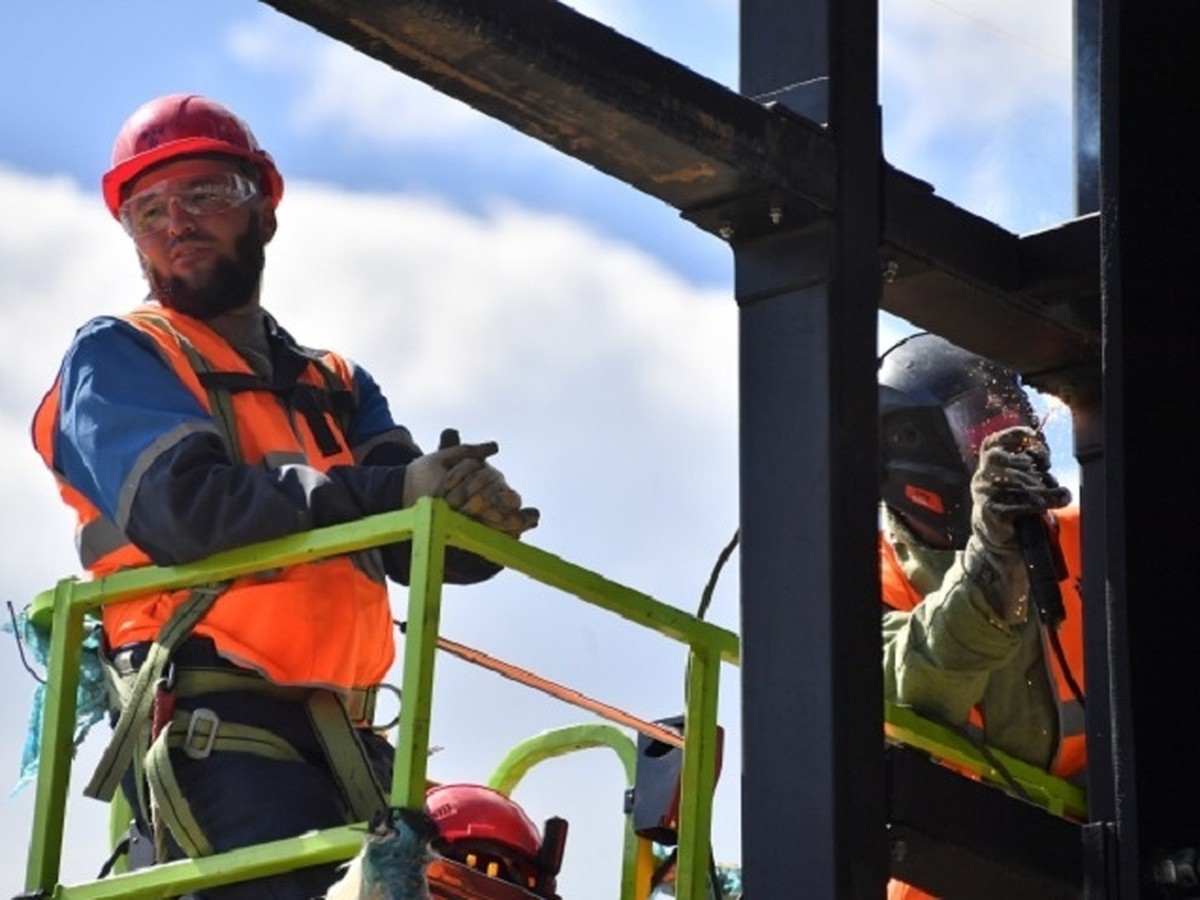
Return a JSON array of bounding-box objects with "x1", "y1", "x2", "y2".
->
[
  {"x1": 261, "y1": 0, "x2": 836, "y2": 215},
  {"x1": 882, "y1": 171, "x2": 1100, "y2": 394},
  {"x1": 260, "y1": 0, "x2": 1099, "y2": 377}
]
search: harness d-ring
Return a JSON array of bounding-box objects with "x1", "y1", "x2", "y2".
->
[{"x1": 372, "y1": 683, "x2": 403, "y2": 732}]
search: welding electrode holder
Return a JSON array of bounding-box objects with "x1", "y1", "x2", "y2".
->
[{"x1": 1016, "y1": 514, "x2": 1068, "y2": 629}]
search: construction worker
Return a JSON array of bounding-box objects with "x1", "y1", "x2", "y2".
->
[
  {"x1": 877, "y1": 333, "x2": 1085, "y2": 900},
  {"x1": 32, "y1": 93, "x2": 539, "y2": 899}
]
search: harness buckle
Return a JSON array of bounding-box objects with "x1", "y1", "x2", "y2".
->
[{"x1": 183, "y1": 707, "x2": 220, "y2": 760}]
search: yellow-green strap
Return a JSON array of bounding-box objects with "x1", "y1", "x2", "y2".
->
[
  {"x1": 132, "y1": 311, "x2": 243, "y2": 463},
  {"x1": 305, "y1": 690, "x2": 386, "y2": 822},
  {"x1": 167, "y1": 667, "x2": 313, "y2": 702},
  {"x1": 85, "y1": 584, "x2": 228, "y2": 802},
  {"x1": 144, "y1": 715, "x2": 210, "y2": 860},
  {"x1": 175, "y1": 340, "x2": 242, "y2": 464},
  {"x1": 163, "y1": 711, "x2": 307, "y2": 763},
  {"x1": 170, "y1": 668, "x2": 381, "y2": 728},
  {"x1": 145, "y1": 726, "x2": 202, "y2": 859},
  {"x1": 144, "y1": 708, "x2": 309, "y2": 859}
]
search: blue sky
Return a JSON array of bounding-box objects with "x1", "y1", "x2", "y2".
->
[{"x1": 0, "y1": 1, "x2": 1077, "y2": 895}]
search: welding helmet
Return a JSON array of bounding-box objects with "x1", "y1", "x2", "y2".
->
[
  {"x1": 878, "y1": 332, "x2": 1036, "y2": 549},
  {"x1": 102, "y1": 93, "x2": 283, "y2": 219}
]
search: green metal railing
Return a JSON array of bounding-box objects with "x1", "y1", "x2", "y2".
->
[
  {"x1": 22, "y1": 497, "x2": 1085, "y2": 898},
  {"x1": 23, "y1": 498, "x2": 739, "y2": 898},
  {"x1": 884, "y1": 703, "x2": 1087, "y2": 821}
]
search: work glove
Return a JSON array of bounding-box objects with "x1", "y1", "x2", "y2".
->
[
  {"x1": 402, "y1": 429, "x2": 540, "y2": 538},
  {"x1": 963, "y1": 425, "x2": 1072, "y2": 623}
]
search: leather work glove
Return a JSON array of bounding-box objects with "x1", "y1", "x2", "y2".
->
[
  {"x1": 402, "y1": 429, "x2": 540, "y2": 538},
  {"x1": 963, "y1": 425, "x2": 1072, "y2": 623}
]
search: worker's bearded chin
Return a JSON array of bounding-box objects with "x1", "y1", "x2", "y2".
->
[{"x1": 145, "y1": 219, "x2": 266, "y2": 320}]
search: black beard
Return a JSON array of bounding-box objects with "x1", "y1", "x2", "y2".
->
[{"x1": 148, "y1": 218, "x2": 266, "y2": 320}]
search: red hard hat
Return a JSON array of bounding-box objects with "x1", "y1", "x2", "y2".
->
[
  {"x1": 101, "y1": 93, "x2": 284, "y2": 219},
  {"x1": 425, "y1": 784, "x2": 542, "y2": 861}
]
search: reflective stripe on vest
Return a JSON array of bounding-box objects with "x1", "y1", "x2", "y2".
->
[
  {"x1": 879, "y1": 515, "x2": 1087, "y2": 781},
  {"x1": 1042, "y1": 508, "x2": 1086, "y2": 781},
  {"x1": 33, "y1": 381, "x2": 160, "y2": 577}
]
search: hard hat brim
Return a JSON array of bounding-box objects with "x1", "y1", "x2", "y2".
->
[{"x1": 102, "y1": 137, "x2": 284, "y2": 219}]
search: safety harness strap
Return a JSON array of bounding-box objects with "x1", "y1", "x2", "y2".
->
[
  {"x1": 144, "y1": 721, "x2": 207, "y2": 861},
  {"x1": 167, "y1": 667, "x2": 312, "y2": 702},
  {"x1": 100, "y1": 657, "x2": 387, "y2": 860},
  {"x1": 154, "y1": 667, "x2": 380, "y2": 727},
  {"x1": 130, "y1": 309, "x2": 358, "y2": 463},
  {"x1": 144, "y1": 708, "x2": 309, "y2": 860},
  {"x1": 85, "y1": 583, "x2": 229, "y2": 803},
  {"x1": 187, "y1": 354, "x2": 244, "y2": 464},
  {"x1": 306, "y1": 689, "x2": 388, "y2": 822},
  {"x1": 130, "y1": 311, "x2": 246, "y2": 464},
  {"x1": 141, "y1": 692, "x2": 385, "y2": 860}
]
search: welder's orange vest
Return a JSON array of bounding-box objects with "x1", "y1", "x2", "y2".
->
[
  {"x1": 881, "y1": 511, "x2": 1085, "y2": 900},
  {"x1": 33, "y1": 306, "x2": 394, "y2": 690},
  {"x1": 880, "y1": 509, "x2": 1086, "y2": 779}
]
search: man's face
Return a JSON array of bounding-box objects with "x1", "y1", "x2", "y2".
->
[{"x1": 123, "y1": 156, "x2": 276, "y2": 319}]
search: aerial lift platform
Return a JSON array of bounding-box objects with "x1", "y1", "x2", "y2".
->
[
  {"x1": 19, "y1": 0, "x2": 1200, "y2": 896},
  {"x1": 22, "y1": 498, "x2": 1084, "y2": 897}
]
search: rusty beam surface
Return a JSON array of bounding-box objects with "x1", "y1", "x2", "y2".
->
[
  {"x1": 261, "y1": 0, "x2": 838, "y2": 217},
  {"x1": 261, "y1": 0, "x2": 1100, "y2": 382}
]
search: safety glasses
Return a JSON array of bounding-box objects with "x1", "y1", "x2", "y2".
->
[{"x1": 118, "y1": 172, "x2": 258, "y2": 238}]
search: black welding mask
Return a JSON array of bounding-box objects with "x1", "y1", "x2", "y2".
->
[{"x1": 878, "y1": 333, "x2": 1036, "y2": 550}]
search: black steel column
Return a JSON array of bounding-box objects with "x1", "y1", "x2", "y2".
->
[
  {"x1": 1074, "y1": 0, "x2": 1100, "y2": 215},
  {"x1": 738, "y1": 2, "x2": 885, "y2": 896},
  {"x1": 1075, "y1": 389, "x2": 1119, "y2": 898},
  {"x1": 1099, "y1": 0, "x2": 1200, "y2": 895},
  {"x1": 1072, "y1": 3, "x2": 1109, "y2": 892}
]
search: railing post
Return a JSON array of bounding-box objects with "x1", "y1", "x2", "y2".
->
[
  {"x1": 392, "y1": 497, "x2": 449, "y2": 809},
  {"x1": 676, "y1": 646, "x2": 722, "y2": 899},
  {"x1": 25, "y1": 579, "x2": 86, "y2": 894}
]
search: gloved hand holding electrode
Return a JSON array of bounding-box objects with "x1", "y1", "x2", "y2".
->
[
  {"x1": 402, "y1": 428, "x2": 540, "y2": 538},
  {"x1": 963, "y1": 425, "x2": 1073, "y2": 623}
]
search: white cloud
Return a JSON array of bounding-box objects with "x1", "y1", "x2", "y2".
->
[
  {"x1": 268, "y1": 186, "x2": 734, "y2": 416},
  {"x1": 227, "y1": 14, "x2": 489, "y2": 145},
  {"x1": 0, "y1": 168, "x2": 144, "y2": 397},
  {"x1": 881, "y1": 0, "x2": 1071, "y2": 123},
  {"x1": 879, "y1": 0, "x2": 1074, "y2": 231}
]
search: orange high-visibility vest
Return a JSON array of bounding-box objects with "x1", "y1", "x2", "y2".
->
[
  {"x1": 33, "y1": 306, "x2": 394, "y2": 690},
  {"x1": 880, "y1": 508, "x2": 1086, "y2": 780},
  {"x1": 882, "y1": 511, "x2": 1085, "y2": 900}
]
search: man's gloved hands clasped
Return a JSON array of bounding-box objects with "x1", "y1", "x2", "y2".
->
[
  {"x1": 402, "y1": 429, "x2": 540, "y2": 538},
  {"x1": 963, "y1": 425, "x2": 1072, "y2": 623}
]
